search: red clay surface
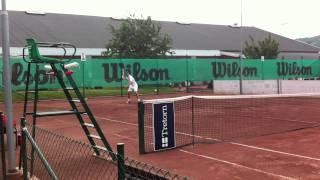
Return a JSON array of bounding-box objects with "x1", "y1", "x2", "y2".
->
[{"x1": 3, "y1": 92, "x2": 320, "y2": 180}]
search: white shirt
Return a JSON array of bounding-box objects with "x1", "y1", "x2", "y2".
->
[{"x1": 126, "y1": 74, "x2": 137, "y2": 86}]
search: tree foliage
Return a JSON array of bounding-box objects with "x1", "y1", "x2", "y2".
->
[
  {"x1": 243, "y1": 34, "x2": 280, "y2": 59},
  {"x1": 103, "y1": 16, "x2": 172, "y2": 58}
]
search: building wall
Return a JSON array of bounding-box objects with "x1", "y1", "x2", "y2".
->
[
  {"x1": 213, "y1": 80, "x2": 320, "y2": 94},
  {"x1": 5, "y1": 47, "x2": 319, "y2": 60},
  {"x1": 279, "y1": 52, "x2": 320, "y2": 60}
]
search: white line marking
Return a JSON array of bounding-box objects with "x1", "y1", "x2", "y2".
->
[
  {"x1": 179, "y1": 149, "x2": 297, "y2": 180},
  {"x1": 96, "y1": 116, "x2": 320, "y2": 161},
  {"x1": 265, "y1": 116, "x2": 318, "y2": 124},
  {"x1": 96, "y1": 116, "x2": 221, "y2": 141},
  {"x1": 96, "y1": 116, "x2": 138, "y2": 126},
  {"x1": 281, "y1": 118, "x2": 318, "y2": 124},
  {"x1": 113, "y1": 133, "x2": 138, "y2": 141},
  {"x1": 230, "y1": 142, "x2": 320, "y2": 161}
]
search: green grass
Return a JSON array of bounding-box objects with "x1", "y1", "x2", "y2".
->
[{"x1": 0, "y1": 86, "x2": 177, "y2": 102}]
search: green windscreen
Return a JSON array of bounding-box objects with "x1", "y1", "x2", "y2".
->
[{"x1": 3, "y1": 58, "x2": 320, "y2": 90}]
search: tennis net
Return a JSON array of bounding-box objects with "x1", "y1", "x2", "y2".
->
[{"x1": 138, "y1": 93, "x2": 320, "y2": 153}]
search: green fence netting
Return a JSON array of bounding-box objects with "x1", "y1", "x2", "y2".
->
[{"x1": 2, "y1": 58, "x2": 320, "y2": 91}]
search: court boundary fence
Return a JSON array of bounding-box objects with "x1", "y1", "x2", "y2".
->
[
  {"x1": 20, "y1": 118, "x2": 58, "y2": 180},
  {"x1": 19, "y1": 118, "x2": 190, "y2": 180},
  {"x1": 5, "y1": 58, "x2": 320, "y2": 91}
]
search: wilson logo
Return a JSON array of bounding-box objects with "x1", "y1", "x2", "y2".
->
[{"x1": 102, "y1": 62, "x2": 170, "y2": 82}]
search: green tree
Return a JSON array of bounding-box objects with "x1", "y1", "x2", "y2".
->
[
  {"x1": 243, "y1": 34, "x2": 280, "y2": 59},
  {"x1": 103, "y1": 15, "x2": 172, "y2": 58}
]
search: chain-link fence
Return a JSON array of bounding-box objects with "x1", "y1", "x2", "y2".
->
[
  {"x1": 20, "y1": 118, "x2": 190, "y2": 180},
  {"x1": 124, "y1": 158, "x2": 188, "y2": 180}
]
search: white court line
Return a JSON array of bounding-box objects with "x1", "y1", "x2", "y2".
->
[
  {"x1": 179, "y1": 149, "x2": 297, "y2": 180},
  {"x1": 113, "y1": 133, "x2": 138, "y2": 141},
  {"x1": 108, "y1": 122, "x2": 299, "y2": 179},
  {"x1": 96, "y1": 116, "x2": 138, "y2": 126},
  {"x1": 96, "y1": 116, "x2": 220, "y2": 141},
  {"x1": 230, "y1": 142, "x2": 320, "y2": 161},
  {"x1": 95, "y1": 116, "x2": 320, "y2": 161}
]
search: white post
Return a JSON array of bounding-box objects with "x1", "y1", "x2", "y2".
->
[
  {"x1": 239, "y1": 0, "x2": 244, "y2": 95},
  {"x1": 81, "y1": 53, "x2": 86, "y2": 98},
  {"x1": 1, "y1": 0, "x2": 16, "y2": 172}
]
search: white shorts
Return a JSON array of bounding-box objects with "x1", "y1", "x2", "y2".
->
[{"x1": 128, "y1": 84, "x2": 138, "y2": 92}]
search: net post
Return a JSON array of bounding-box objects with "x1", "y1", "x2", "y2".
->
[
  {"x1": 138, "y1": 102, "x2": 145, "y2": 154},
  {"x1": 117, "y1": 143, "x2": 125, "y2": 180}
]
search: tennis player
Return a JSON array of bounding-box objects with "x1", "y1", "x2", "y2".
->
[{"x1": 122, "y1": 69, "x2": 140, "y2": 103}]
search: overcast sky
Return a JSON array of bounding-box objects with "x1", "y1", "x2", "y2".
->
[{"x1": 6, "y1": 0, "x2": 320, "y2": 39}]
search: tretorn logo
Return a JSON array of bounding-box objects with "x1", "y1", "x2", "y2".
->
[
  {"x1": 161, "y1": 104, "x2": 169, "y2": 148},
  {"x1": 153, "y1": 102, "x2": 175, "y2": 151}
]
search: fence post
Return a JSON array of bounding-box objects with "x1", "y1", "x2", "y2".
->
[
  {"x1": 156, "y1": 59, "x2": 159, "y2": 95},
  {"x1": 191, "y1": 97, "x2": 195, "y2": 145},
  {"x1": 277, "y1": 79, "x2": 282, "y2": 94},
  {"x1": 120, "y1": 69, "x2": 123, "y2": 97},
  {"x1": 120, "y1": 60, "x2": 124, "y2": 97},
  {"x1": 138, "y1": 102, "x2": 145, "y2": 154},
  {"x1": 239, "y1": 58, "x2": 243, "y2": 95},
  {"x1": 212, "y1": 80, "x2": 215, "y2": 94},
  {"x1": 20, "y1": 118, "x2": 28, "y2": 180},
  {"x1": 82, "y1": 60, "x2": 86, "y2": 99},
  {"x1": 117, "y1": 143, "x2": 125, "y2": 180},
  {"x1": 1, "y1": 112, "x2": 6, "y2": 180},
  {"x1": 186, "y1": 59, "x2": 189, "y2": 93},
  {"x1": 277, "y1": 79, "x2": 279, "y2": 94},
  {"x1": 120, "y1": 79, "x2": 123, "y2": 97}
]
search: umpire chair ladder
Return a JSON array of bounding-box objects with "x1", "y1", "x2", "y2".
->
[{"x1": 21, "y1": 38, "x2": 115, "y2": 162}]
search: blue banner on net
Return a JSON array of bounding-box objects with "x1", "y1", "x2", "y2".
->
[{"x1": 153, "y1": 102, "x2": 176, "y2": 151}]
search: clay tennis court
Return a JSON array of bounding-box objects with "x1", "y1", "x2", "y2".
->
[{"x1": 6, "y1": 92, "x2": 320, "y2": 179}]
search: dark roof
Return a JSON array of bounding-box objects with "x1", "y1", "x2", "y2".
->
[{"x1": 3, "y1": 10, "x2": 320, "y2": 53}]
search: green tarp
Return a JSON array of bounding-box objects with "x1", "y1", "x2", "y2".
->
[{"x1": 1, "y1": 58, "x2": 320, "y2": 90}]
